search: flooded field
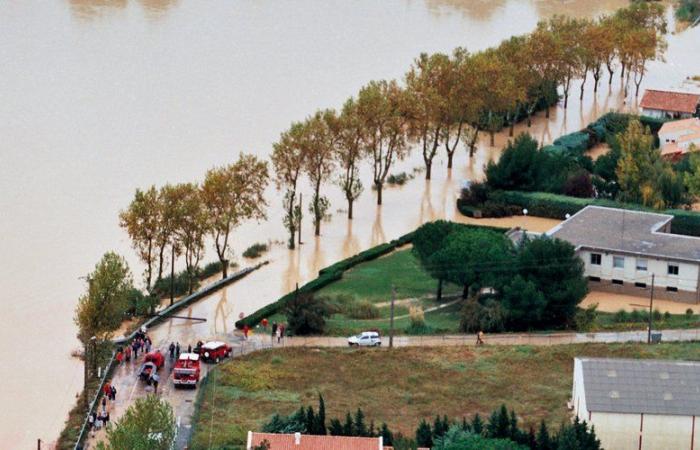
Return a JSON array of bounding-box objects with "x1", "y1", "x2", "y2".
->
[{"x1": 1, "y1": 0, "x2": 698, "y2": 446}]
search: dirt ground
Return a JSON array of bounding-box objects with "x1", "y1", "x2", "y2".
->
[{"x1": 581, "y1": 290, "x2": 699, "y2": 314}]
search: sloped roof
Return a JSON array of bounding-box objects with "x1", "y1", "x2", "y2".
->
[
  {"x1": 577, "y1": 357, "x2": 700, "y2": 416},
  {"x1": 659, "y1": 117, "x2": 700, "y2": 133},
  {"x1": 640, "y1": 90, "x2": 700, "y2": 114},
  {"x1": 546, "y1": 206, "x2": 700, "y2": 262},
  {"x1": 250, "y1": 432, "x2": 382, "y2": 450}
]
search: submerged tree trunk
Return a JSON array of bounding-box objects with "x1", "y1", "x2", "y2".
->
[
  {"x1": 376, "y1": 182, "x2": 383, "y2": 205},
  {"x1": 169, "y1": 245, "x2": 175, "y2": 306},
  {"x1": 157, "y1": 243, "x2": 166, "y2": 282},
  {"x1": 221, "y1": 258, "x2": 228, "y2": 279},
  {"x1": 437, "y1": 279, "x2": 443, "y2": 301},
  {"x1": 462, "y1": 284, "x2": 469, "y2": 300},
  {"x1": 607, "y1": 62, "x2": 615, "y2": 85},
  {"x1": 347, "y1": 198, "x2": 354, "y2": 220}
]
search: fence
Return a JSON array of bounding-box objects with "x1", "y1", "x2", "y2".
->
[{"x1": 72, "y1": 263, "x2": 266, "y2": 450}]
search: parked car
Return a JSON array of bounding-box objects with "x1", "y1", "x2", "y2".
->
[
  {"x1": 173, "y1": 353, "x2": 201, "y2": 388},
  {"x1": 138, "y1": 350, "x2": 165, "y2": 384},
  {"x1": 348, "y1": 331, "x2": 381, "y2": 347},
  {"x1": 198, "y1": 341, "x2": 232, "y2": 363}
]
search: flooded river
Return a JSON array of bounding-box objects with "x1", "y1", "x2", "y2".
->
[{"x1": 1, "y1": 0, "x2": 698, "y2": 447}]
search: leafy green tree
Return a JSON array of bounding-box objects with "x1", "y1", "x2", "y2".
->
[
  {"x1": 416, "y1": 419, "x2": 433, "y2": 447},
  {"x1": 262, "y1": 408, "x2": 306, "y2": 433},
  {"x1": 202, "y1": 153, "x2": 269, "y2": 278},
  {"x1": 501, "y1": 275, "x2": 546, "y2": 330},
  {"x1": 285, "y1": 292, "x2": 328, "y2": 336},
  {"x1": 272, "y1": 121, "x2": 307, "y2": 249},
  {"x1": 555, "y1": 417, "x2": 601, "y2": 450},
  {"x1": 427, "y1": 228, "x2": 513, "y2": 300},
  {"x1": 305, "y1": 406, "x2": 316, "y2": 434},
  {"x1": 412, "y1": 220, "x2": 454, "y2": 300},
  {"x1": 486, "y1": 134, "x2": 542, "y2": 191},
  {"x1": 303, "y1": 110, "x2": 338, "y2": 236},
  {"x1": 96, "y1": 395, "x2": 175, "y2": 450},
  {"x1": 119, "y1": 186, "x2": 160, "y2": 291},
  {"x1": 516, "y1": 237, "x2": 587, "y2": 328},
  {"x1": 335, "y1": 97, "x2": 365, "y2": 219},
  {"x1": 683, "y1": 148, "x2": 700, "y2": 199},
  {"x1": 74, "y1": 252, "x2": 133, "y2": 344},
  {"x1": 433, "y1": 427, "x2": 527, "y2": 450}
]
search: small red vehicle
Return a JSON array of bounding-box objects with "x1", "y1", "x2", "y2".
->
[
  {"x1": 198, "y1": 341, "x2": 232, "y2": 363},
  {"x1": 173, "y1": 353, "x2": 201, "y2": 388},
  {"x1": 138, "y1": 351, "x2": 165, "y2": 383}
]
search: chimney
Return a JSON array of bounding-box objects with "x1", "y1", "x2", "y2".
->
[{"x1": 294, "y1": 432, "x2": 302, "y2": 445}]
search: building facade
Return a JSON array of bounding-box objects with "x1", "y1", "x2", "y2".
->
[
  {"x1": 572, "y1": 357, "x2": 700, "y2": 450},
  {"x1": 547, "y1": 206, "x2": 700, "y2": 303},
  {"x1": 639, "y1": 89, "x2": 700, "y2": 119},
  {"x1": 659, "y1": 117, "x2": 700, "y2": 159}
]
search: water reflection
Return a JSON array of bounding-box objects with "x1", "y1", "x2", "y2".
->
[
  {"x1": 342, "y1": 220, "x2": 360, "y2": 258},
  {"x1": 425, "y1": 0, "x2": 506, "y2": 20},
  {"x1": 69, "y1": 0, "x2": 127, "y2": 19},
  {"x1": 138, "y1": 0, "x2": 179, "y2": 17},
  {"x1": 371, "y1": 207, "x2": 386, "y2": 246}
]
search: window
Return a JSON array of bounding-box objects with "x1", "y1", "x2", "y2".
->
[
  {"x1": 590, "y1": 253, "x2": 602, "y2": 265},
  {"x1": 636, "y1": 259, "x2": 648, "y2": 271},
  {"x1": 613, "y1": 256, "x2": 625, "y2": 269},
  {"x1": 588, "y1": 276, "x2": 601, "y2": 282},
  {"x1": 666, "y1": 286, "x2": 678, "y2": 292},
  {"x1": 612, "y1": 279, "x2": 624, "y2": 285},
  {"x1": 635, "y1": 282, "x2": 647, "y2": 288},
  {"x1": 668, "y1": 264, "x2": 679, "y2": 276}
]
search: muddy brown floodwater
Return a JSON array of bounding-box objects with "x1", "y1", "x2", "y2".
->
[{"x1": 1, "y1": 0, "x2": 698, "y2": 447}]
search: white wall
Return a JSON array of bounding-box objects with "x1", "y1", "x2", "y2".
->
[
  {"x1": 659, "y1": 127, "x2": 700, "y2": 151},
  {"x1": 580, "y1": 250, "x2": 699, "y2": 292},
  {"x1": 586, "y1": 411, "x2": 696, "y2": 450}
]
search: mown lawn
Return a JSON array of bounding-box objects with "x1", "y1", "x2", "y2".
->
[
  {"x1": 189, "y1": 342, "x2": 700, "y2": 450},
  {"x1": 316, "y1": 248, "x2": 460, "y2": 303}
]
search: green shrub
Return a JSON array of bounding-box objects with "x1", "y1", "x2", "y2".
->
[
  {"x1": 243, "y1": 242, "x2": 269, "y2": 259},
  {"x1": 347, "y1": 301, "x2": 380, "y2": 320},
  {"x1": 687, "y1": 308, "x2": 694, "y2": 317},
  {"x1": 663, "y1": 311, "x2": 672, "y2": 321},
  {"x1": 613, "y1": 309, "x2": 629, "y2": 323},
  {"x1": 629, "y1": 310, "x2": 643, "y2": 323},
  {"x1": 152, "y1": 271, "x2": 199, "y2": 299},
  {"x1": 552, "y1": 131, "x2": 592, "y2": 155},
  {"x1": 653, "y1": 309, "x2": 662, "y2": 321},
  {"x1": 387, "y1": 172, "x2": 413, "y2": 185},
  {"x1": 574, "y1": 304, "x2": 598, "y2": 331}
]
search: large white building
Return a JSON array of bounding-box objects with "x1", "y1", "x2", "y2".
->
[
  {"x1": 572, "y1": 357, "x2": 700, "y2": 450},
  {"x1": 546, "y1": 206, "x2": 700, "y2": 303},
  {"x1": 659, "y1": 117, "x2": 700, "y2": 159}
]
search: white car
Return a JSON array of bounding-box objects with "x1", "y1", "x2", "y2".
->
[{"x1": 348, "y1": 331, "x2": 381, "y2": 347}]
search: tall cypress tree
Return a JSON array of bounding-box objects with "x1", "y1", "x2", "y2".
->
[
  {"x1": 329, "y1": 418, "x2": 343, "y2": 436},
  {"x1": 415, "y1": 419, "x2": 433, "y2": 447},
  {"x1": 316, "y1": 394, "x2": 327, "y2": 435},
  {"x1": 343, "y1": 412, "x2": 354, "y2": 436},
  {"x1": 305, "y1": 406, "x2": 316, "y2": 434},
  {"x1": 471, "y1": 414, "x2": 484, "y2": 435},
  {"x1": 487, "y1": 404, "x2": 510, "y2": 439},
  {"x1": 536, "y1": 420, "x2": 553, "y2": 450},
  {"x1": 368, "y1": 420, "x2": 376, "y2": 437},
  {"x1": 354, "y1": 408, "x2": 368, "y2": 436},
  {"x1": 380, "y1": 422, "x2": 393, "y2": 446}
]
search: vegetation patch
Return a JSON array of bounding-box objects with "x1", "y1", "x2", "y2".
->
[
  {"x1": 243, "y1": 242, "x2": 269, "y2": 259},
  {"x1": 189, "y1": 343, "x2": 700, "y2": 450}
]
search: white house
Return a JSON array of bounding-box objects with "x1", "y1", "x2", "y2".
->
[
  {"x1": 546, "y1": 206, "x2": 700, "y2": 303},
  {"x1": 639, "y1": 89, "x2": 700, "y2": 119},
  {"x1": 658, "y1": 117, "x2": 700, "y2": 159},
  {"x1": 572, "y1": 357, "x2": 700, "y2": 450}
]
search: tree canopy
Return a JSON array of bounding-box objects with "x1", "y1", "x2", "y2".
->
[{"x1": 96, "y1": 395, "x2": 176, "y2": 450}]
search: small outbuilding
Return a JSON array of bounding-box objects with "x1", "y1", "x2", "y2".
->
[
  {"x1": 639, "y1": 89, "x2": 700, "y2": 119},
  {"x1": 572, "y1": 357, "x2": 700, "y2": 450}
]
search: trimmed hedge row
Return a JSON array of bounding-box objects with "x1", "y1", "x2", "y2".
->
[
  {"x1": 235, "y1": 231, "x2": 416, "y2": 329},
  {"x1": 493, "y1": 191, "x2": 700, "y2": 236},
  {"x1": 541, "y1": 112, "x2": 669, "y2": 156}
]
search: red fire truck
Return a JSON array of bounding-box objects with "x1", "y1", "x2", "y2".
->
[{"x1": 173, "y1": 353, "x2": 201, "y2": 388}]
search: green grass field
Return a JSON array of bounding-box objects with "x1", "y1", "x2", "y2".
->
[{"x1": 189, "y1": 342, "x2": 700, "y2": 450}]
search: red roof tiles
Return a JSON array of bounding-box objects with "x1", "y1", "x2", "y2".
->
[
  {"x1": 639, "y1": 90, "x2": 700, "y2": 114},
  {"x1": 249, "y1": 432, "x2": 382, "y2": 450}
]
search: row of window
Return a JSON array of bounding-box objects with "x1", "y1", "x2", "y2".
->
[
  {"x1": 588, "y1": 276, "x2": 679, "y2": 291},
  {"x1": 589, "y1": 253, "x2": 679, "y2": 275}
]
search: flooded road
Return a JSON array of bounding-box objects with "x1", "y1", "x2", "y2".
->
[{"x1": 1, "y1": 0, "x2": 698, "y2": 447}]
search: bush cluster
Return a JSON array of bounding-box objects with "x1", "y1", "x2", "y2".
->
[{"x1": 243, "y1": 242, "x2": 269, "y2": 258}]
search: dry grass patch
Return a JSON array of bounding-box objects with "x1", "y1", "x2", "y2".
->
[{"x1": 190, "y1": 343, "x2": 700, "y2": 450}]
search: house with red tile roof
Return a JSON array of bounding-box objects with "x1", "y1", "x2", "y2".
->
[
  {"x1": 658, "y1": 118, "x2": 700, "y2": 159},
  {"x1": 639, "y1": 89, "x2": 700, "y2": 119},
  {"x1": 246, "y1": 432, "x2": 430, "y2": 450}
]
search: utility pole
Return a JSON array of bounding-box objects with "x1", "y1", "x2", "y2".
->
[
  {"x1": 83, "y1": 339, "x2": 89, "y2": 408},
  {"x1": 298, "y1": 193, "x2": 302, "y2": 246},
  {"x1": 647, "y1": 274, "x2": 655, "y2": 344},
  {"x1": 389, "y1": 285, "x2": 396, "y2": 348},
  {"x1": 170, "y1": 245, "x2": 175, "y2": 306},
  {"x1": 37, "y1": 438, "x2": 41, "y2": 450}
]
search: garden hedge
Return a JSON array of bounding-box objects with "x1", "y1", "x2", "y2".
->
[{"x1": 493, "y1": 191, "x2": 700, "y2": 236}]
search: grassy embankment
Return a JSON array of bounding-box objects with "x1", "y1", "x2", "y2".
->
[
  {"x1": 269, "y1": 247, "x2": 700, "y2": 336},
  {"x1": 189, "y1": 342, "x2": 700, "y2": 450}
]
